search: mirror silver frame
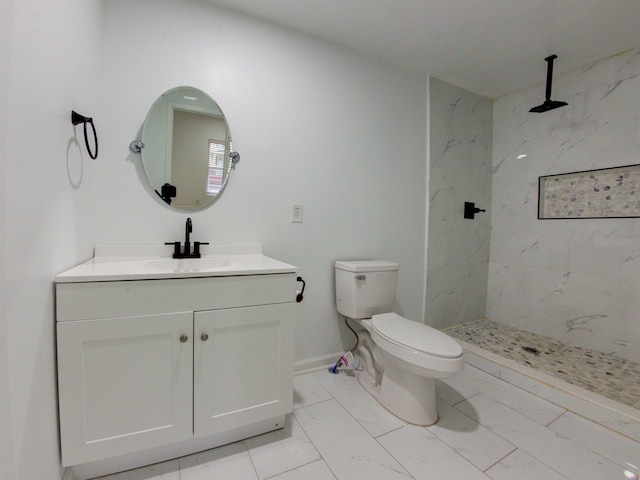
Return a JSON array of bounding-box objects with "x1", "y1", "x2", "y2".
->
[{"x1": 132, "y1": 86, "x2": 239, "y2": 212}]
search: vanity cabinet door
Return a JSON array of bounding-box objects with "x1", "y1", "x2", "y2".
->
[
  {"x1": 57, "y1": 313, "x2": 193, "y2": 467},
  {"x1": 193, "y1": 303, "x2": 295, "y2": 437}
]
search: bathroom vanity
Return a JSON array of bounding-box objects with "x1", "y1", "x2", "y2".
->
[{"x1": 55, "y1": 245, "x2": 296, "y2": 478}]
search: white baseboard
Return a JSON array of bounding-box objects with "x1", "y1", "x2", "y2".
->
[
  {"x1": 294, "y1": 351, "x2": 343, "y2": 375},
  {"x1": 62, "y1": 467, "x2": 74, "y2": 480}
]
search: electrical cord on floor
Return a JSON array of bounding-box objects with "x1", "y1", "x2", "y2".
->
[{"x1": 331, "y1": 316, "x2": 360, "y2": 374}]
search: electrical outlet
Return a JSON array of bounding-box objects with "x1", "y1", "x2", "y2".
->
[{"x1": 291, "y1": 203, "x2": 303, "y2": 223}]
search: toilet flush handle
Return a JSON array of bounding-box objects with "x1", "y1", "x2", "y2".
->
[{"x1": 356, "y1": 275, "x2": 366, "y2": 281}]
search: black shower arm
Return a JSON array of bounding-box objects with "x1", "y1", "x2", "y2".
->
[{"x1": 544, "y1": 55, "x2": 558, "y2": 101}]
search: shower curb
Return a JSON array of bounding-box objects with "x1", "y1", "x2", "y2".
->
[{"x1": 459, "y1": 340, "x2": 640, "y2": 443}]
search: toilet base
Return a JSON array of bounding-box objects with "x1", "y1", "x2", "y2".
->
[{"x1": 357, "y1": 363, "x2": 438, "y2": 426}]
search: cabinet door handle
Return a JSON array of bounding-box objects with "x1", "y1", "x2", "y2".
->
[
  {"x1": 179, "y1": 334, "x2": 188, "y2": 343},
  {"x1": 201, "y1": 333, "x2": 209, "y2": 341}
]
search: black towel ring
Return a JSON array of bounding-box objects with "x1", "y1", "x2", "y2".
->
[{"x1": 71, "y1": 111, "x2": 98, "y2": 159}]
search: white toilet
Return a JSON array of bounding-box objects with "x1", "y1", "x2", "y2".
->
[{"x1": 335, "y1": 260, "x2": 464, "y2": 425}]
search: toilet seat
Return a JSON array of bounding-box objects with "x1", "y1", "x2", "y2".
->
[{"x1": 371, "y1": 313, "x2": 463, "y2": 359}]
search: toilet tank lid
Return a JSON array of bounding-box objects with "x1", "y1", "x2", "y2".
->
[{"x1": 335, "y1": 260, "x2": 399, "y2": 272}]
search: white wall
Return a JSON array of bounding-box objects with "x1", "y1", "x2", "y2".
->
[
  {"x1": 489, "y1": 47, "x2": 640, "y2": 361},
  {"x1": 9, "y1": 2, "x2": 636, "y2": 478},
  {"x1": 1, "y1": 2, "x2": 13, "y2": 478},
  {"x1": 98, "y1": 0, "x2": 428, "y2": 368},
  {"x1": 2, "y1": 1, "x2": 426, "y2": 477},
  {"x1": 3, "y1": 0, "x2": 102, "y2": 479},
  {"x1": 426, "y1": 78, "x2": 492, "y2": 328}
]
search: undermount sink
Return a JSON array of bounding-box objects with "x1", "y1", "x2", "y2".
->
[{"x1": 145, "y1": 257, "x2": 232, "y2": 272}]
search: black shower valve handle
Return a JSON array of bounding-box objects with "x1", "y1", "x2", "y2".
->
[{"x1": 464, "y1": 201, "x2": 486, "y2": 219}]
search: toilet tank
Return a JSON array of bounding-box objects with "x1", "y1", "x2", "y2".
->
[{"x1": 335, "y1": 260, "x2": 399, "y2": 319}]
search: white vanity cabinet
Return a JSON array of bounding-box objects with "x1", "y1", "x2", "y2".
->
[
  {"x1": 56, "y1": 265, "x2": 296, "y2": 472},
  {"x1": 193, "y1": 303, "x2": 294, "y2": 437},
  {"x1": 56, "y1": 312, "x2": 195, "y2": 466}
]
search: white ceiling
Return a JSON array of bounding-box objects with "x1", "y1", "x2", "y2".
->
[{"x1": 206, "y1": 0, "x2": 640, "y2": 98}]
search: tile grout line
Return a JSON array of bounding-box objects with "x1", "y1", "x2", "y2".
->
[
  {"x1": 295, "y1": 377, "x2": 415, "y2": 480},
  {"x1": 481, "y1": 447, "x2": 572, "y2": 480},
  {"x1": 290, "y1": 404, "x2": 342, "y2": 480},
  {"x1": 479, "y1": 445, "x2": 518, "y2": 473}
]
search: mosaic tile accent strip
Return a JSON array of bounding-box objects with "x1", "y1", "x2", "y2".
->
[
  {"x1": 444, "y1": 319, "x2": 640, "y2": 410},
  {"x1": 538, "y1": 164, "x2": 640, "y2": 219}
]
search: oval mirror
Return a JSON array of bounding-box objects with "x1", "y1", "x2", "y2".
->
[{"x1": 138, "y1": 86, "x2": 239, "y2": 211}]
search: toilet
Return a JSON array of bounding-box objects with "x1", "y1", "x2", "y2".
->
[{"x1": 335, "y1": 260, "x2": 464, "y2": 425}]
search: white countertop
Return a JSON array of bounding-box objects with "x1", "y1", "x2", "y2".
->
[{"x1": 55, "y1": 244, "x2": 297, "y2": 283}]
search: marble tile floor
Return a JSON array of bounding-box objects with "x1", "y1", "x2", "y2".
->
[
  {"x1": 444, "y1": 319, "x2": 640, "y2": 410},
  {"x1": 97, "y1": 364, "x2": 639, "y2": 480}
]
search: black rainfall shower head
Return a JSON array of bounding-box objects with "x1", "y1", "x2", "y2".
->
[
  {"x1": 529, "y1": 54, "x2": 568, "y2": 113},
  {"x1": 529, "y1": 99, "x2": 568, "y2": 113}
]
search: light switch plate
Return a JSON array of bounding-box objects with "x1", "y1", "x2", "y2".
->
[{"x1": 291, "y1": 203, "x2": 303, "y2": 223}]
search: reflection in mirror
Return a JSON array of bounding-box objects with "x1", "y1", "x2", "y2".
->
[{"x1": 139, "y1": 86, "x2": 237, "y2": 211}]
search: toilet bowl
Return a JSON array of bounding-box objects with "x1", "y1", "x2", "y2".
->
[{"x1": 335, "y1": 260, "x2": 464, "y2": 425}]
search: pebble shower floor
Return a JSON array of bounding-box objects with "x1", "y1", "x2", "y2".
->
[{"x1": 445, "y1": 319, "x2": 640, "y2": 410}]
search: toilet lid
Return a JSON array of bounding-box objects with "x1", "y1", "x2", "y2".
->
[{"x1": 371, "y1": 313, "x2": 462, "y2": 359}]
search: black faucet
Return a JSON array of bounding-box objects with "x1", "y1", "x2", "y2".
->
[
  {"x1": 185, "y1": 217, "x2": 192, "y2": 253},
  {"x1": 165, "y1": 217, "x2": 209, "y2": 258}
]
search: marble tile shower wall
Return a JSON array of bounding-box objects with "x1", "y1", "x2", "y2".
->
[
  {"x1": 426, "y1": 78, "x2": 493, "y2": 329},
  {"x1": 488, "y1": 47, "x2": 640, "y2": 362}
]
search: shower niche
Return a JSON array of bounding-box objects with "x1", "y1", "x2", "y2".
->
[{"x1": 538, "y1": 164, "x2": 640, "y2": 219}]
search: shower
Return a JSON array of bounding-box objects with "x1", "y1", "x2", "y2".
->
[{"x1": 529, "y1": 54, "x2": 568, "y2": 113}]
